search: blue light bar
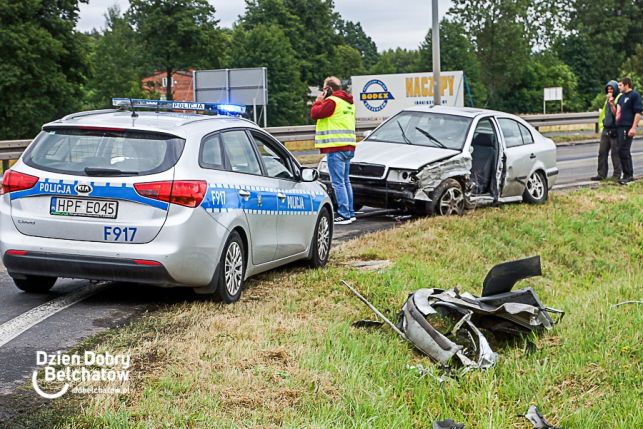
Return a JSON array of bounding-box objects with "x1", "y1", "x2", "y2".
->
[{"x1": 111, "y1": 98, "x2": 246, "y2": 116}]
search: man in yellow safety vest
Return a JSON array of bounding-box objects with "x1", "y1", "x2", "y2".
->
[{"x1": 311, "y1": 76, "x2": 357, "y2": 225}]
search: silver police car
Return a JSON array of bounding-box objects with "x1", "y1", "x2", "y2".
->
[{"x1": 0, "y1": 99, "x2": 333, "y2": 302}]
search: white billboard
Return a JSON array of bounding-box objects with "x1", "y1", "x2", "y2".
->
[{"x1": 351, "y1": 71, "x2": 464, "y2": 121}]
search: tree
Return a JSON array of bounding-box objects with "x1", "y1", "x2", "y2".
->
[
  {"x1": 336, "y1": 20, "x2": 379, "y2": 68},
  {"x1": 0, "y1": 0, "x2": 90, "y2": 139},
  {"x1": 229, "y1": 24, "x2": 307, "y2": 126},
  {"x1": 127, "y1": 0, "x2": 225, "y2": 100},
  {"x1": 84, "y1": 6, "x2": 149, "y2": 109},
  {"x1": 418, "y1": 19, "x2": 486, "y2": 106},
  {"x1": 448, "y1": 0, "x2": 532, "y2": 108},
  {"x1": 512, "y1": 53, "x2": 580, "y2": 113},
  {"x1": 369, "y1": 49, "x2": 421, "y2": 75},
  {"x1": 241, "y1": 0, "x2": 342, "y2": 85},
  {"x1": 332, "y1": 45, "x2": 364, "y2": 79},
  {"x1": 555, "y1": 0, "x2": 641, "y2": 108}
]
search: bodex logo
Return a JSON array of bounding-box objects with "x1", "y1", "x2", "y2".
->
[{"x1": 32, "y1": 351, "x2": 131, "y2": 398}]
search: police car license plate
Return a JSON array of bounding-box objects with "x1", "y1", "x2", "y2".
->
[{"x1": 50, "y1": 197, "x2": 118, "y2": 219}]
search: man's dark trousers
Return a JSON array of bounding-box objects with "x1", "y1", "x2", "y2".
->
[
  {"x1": 617, "y1": 127, "x2": 634, "y2": 179},
  {"x1": 597, "y1": 128, "x2": 621, "y2": 178}
]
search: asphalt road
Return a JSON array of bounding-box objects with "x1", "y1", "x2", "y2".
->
[{"x1": 0, "y1": 139, "x2": 640, "y2": 421}]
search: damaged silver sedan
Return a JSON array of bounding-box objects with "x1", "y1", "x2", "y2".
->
[{"x1": 318, "y1": 106, "x2": 558, "y2": 215}]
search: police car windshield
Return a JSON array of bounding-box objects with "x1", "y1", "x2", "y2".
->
[
  {"x1": 23, "y1": 128, "x2": 185, "y2": 176},
  {"x1": 367, "y1": 111, "x2": 472, "y2": 150}
]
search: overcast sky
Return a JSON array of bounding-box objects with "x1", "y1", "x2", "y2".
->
[{"x1": 77, "y1": 0, "x2": 453, "y2": 51}]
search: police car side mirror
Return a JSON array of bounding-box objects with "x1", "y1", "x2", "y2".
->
[
  {"x1": 301, "y1": 168, "x2": 319, "y2": 182},
  {"x1": 363, "y1": 130, "x2": 373, "y2": 139}
]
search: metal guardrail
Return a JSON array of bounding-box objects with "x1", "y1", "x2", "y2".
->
[{"x1": 0, "y1": 112, "x2": 600, "y2": 166}]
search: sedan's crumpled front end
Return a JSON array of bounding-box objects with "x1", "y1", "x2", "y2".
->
[{"x1": 411, "y1": 153, "x2": 472, "y2": 202}]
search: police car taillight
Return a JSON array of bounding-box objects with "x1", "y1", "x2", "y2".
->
[
  {"x1": 134, "y1": 180, "x2": 207, "y2": 208},
  {"x1": 1, "y1": 170, "x2": 39, "y2": 195}
]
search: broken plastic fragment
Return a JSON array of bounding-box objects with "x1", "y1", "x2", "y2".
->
[
  {"x1": 523, "y1": 405, "x2": 560, "y2": 429},
  {"x1": 432, "y1": 419, "x2": 465, "y2": 429}
]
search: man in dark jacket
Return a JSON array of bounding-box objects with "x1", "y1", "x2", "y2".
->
[
  {"x1": 615, "y1": 77, "x2": 642, "y2": 185},
  {"x1": 591, "y1": 81, "x2": 621, "y2": 181}
]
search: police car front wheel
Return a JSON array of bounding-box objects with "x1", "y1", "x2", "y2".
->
[{"x1": 12, "y1": 275, "x2": 57, "y2": 293}]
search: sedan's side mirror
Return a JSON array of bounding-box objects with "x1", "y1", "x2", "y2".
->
[
  {"x1": 363, "y1": 130, "x2": 373, "y2": 139},
  {"x1": 301, "y1": 168, "x2": 319, "y2": 182}
]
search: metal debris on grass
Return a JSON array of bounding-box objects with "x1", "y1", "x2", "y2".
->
[{"x1": 342, "y1": 256, "x2": 564, "y2": 371}]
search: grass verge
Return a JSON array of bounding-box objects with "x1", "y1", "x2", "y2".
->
[{"x1": 38, "y1": 182, "x2": 643, "y2": 428}]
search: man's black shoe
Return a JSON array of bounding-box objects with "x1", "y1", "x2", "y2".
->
[
  {"x1": 590, "y1": 175, "x2": 605, "y2": 181},
  {"x1": 618, "y1": 177, "x2": 634, "y2": 185},
  {"x1": 334, "y1": 215, "x2": 352, "y2": 225}
]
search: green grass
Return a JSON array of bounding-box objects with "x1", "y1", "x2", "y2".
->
[{"x1": 36, "y1": 182, "x2": 643, "y2": 428}]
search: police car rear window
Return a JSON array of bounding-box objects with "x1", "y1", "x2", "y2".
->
[{"x1": 23, "y1": 128, "x2": 186, "y2": 176}]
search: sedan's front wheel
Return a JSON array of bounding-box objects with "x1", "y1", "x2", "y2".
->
[
  {"x1": 215, "y1": 231, "x2": 245, "y2": 303},
  {"x1": 431, "y1": 179, "x2": 465, "y2": 216},
  {"x1": 523, "y1": 171, "x2": 548, "y2": 204}
]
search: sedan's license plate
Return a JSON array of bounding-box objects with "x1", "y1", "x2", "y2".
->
[{"x1": 50, "y1": 197, "x2": 118, "y2": 219}]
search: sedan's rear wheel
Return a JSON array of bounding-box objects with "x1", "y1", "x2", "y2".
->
[
  {"x1": 523, "y1": 171, "x2": 548, "y2": 204},
  {"x1": 12, "y1": 275, "x2": 57, "y2": 293},
  {"x1": 215, "y1": 231, "x2": 245, "y2": 303},
  {"x1": 431, "y1": 179, "x2": 465, "y2": 216}
]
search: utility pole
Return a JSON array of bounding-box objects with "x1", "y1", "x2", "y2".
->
[{"x1": 431, "y1": 0, "x2": 441, "y2": 107}]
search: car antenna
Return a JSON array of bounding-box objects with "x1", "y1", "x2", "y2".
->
[{"x1": 129, "y1": 98, "x2": 138, "y2": 118}]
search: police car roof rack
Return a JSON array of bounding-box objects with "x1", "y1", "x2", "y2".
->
[{"x1": 112, "y1": 98, "x2": 246, "y2": 117}]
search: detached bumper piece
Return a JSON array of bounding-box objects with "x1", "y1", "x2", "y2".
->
[
  {"x1": 3, "y1": 251, "x2": 177, "y2": 286},
  {"x1": 396, "y1": 256, "x2": 564, "y2": 370}
]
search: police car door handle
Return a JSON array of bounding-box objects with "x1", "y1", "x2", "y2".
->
[
  {"x1": 238, "y1": 190, "x2": 250, "y2": 198},
  {"x1": 277, "y1": 192, "x2": 286, "y2": 200}
]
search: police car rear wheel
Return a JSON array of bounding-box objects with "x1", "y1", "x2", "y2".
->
[
  {"x1": 215, "y1": 231, "x2": 245, "y2": 303},
  {"x1": 12, "y1": 275, "x2": 57, "y2": 293},
  {"x1": 309, "y1": 207, "x2": 332, "y2": 268}
]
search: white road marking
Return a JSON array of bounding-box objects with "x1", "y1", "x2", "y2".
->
[{"x1": 0, "y1": 282, "x2": 109, "y2": 348}]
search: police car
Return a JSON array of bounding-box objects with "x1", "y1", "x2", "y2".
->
[{"x1": 0, "y1": 99, "x2": 333, "y2": 302}]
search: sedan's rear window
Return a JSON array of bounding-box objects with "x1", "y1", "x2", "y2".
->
[{"x1": 23, "y1": 128, "x2": 186, "y2": 176}]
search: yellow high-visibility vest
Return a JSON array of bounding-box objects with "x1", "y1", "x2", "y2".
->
[{"x1": 314, "y1": 96, "x2": 357, "y2": 149}]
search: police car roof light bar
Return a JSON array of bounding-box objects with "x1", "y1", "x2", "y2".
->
[{"x1": 112, "y1": 98, "x2": 246, "y2": 116}]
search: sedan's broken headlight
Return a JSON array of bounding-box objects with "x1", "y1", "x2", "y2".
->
[{"x1": 386, "y1": 168, "x2": 417, "y2": 183}]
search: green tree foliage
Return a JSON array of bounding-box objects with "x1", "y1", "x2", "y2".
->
[
  {"x1": 332, "y1": 45, "x2": 364, "y2": 79},
  {"x1": 84, "y1": 6, "x2": 149, "y2": 109},
  {"x1": 241, "y1": 0, "x2": 341, "y2": 86},
  {"x1": 229, "y1": 24, "x2": 307, "y2": 126},
  {"x1": 418, "y1": 20, "x2": 486, "y2": 106},
  {"x1": 336, "y1": 20, "x2": 379, "y2": 68},
  {"x1": 127, "y1": 0, "x2": 225, "y2": 100},
  {"x1": 513, "y1": 53, "x2": 580, "y2": 113},
  {"x1": 619, "y1": 44, "x2": 643, "y2": 90},
  {"x1": 555, "y1": 0, "x2": 641, "y2": 108},
  {"x1": 448, "y1": 0, "x2": 532, "y2": 108},
  {"x1": 369, "y1": 49, "x2": 421, "y2": 75},
  {"x1": 0, "y1": 0, "x2": 89, "y2": 139}
]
